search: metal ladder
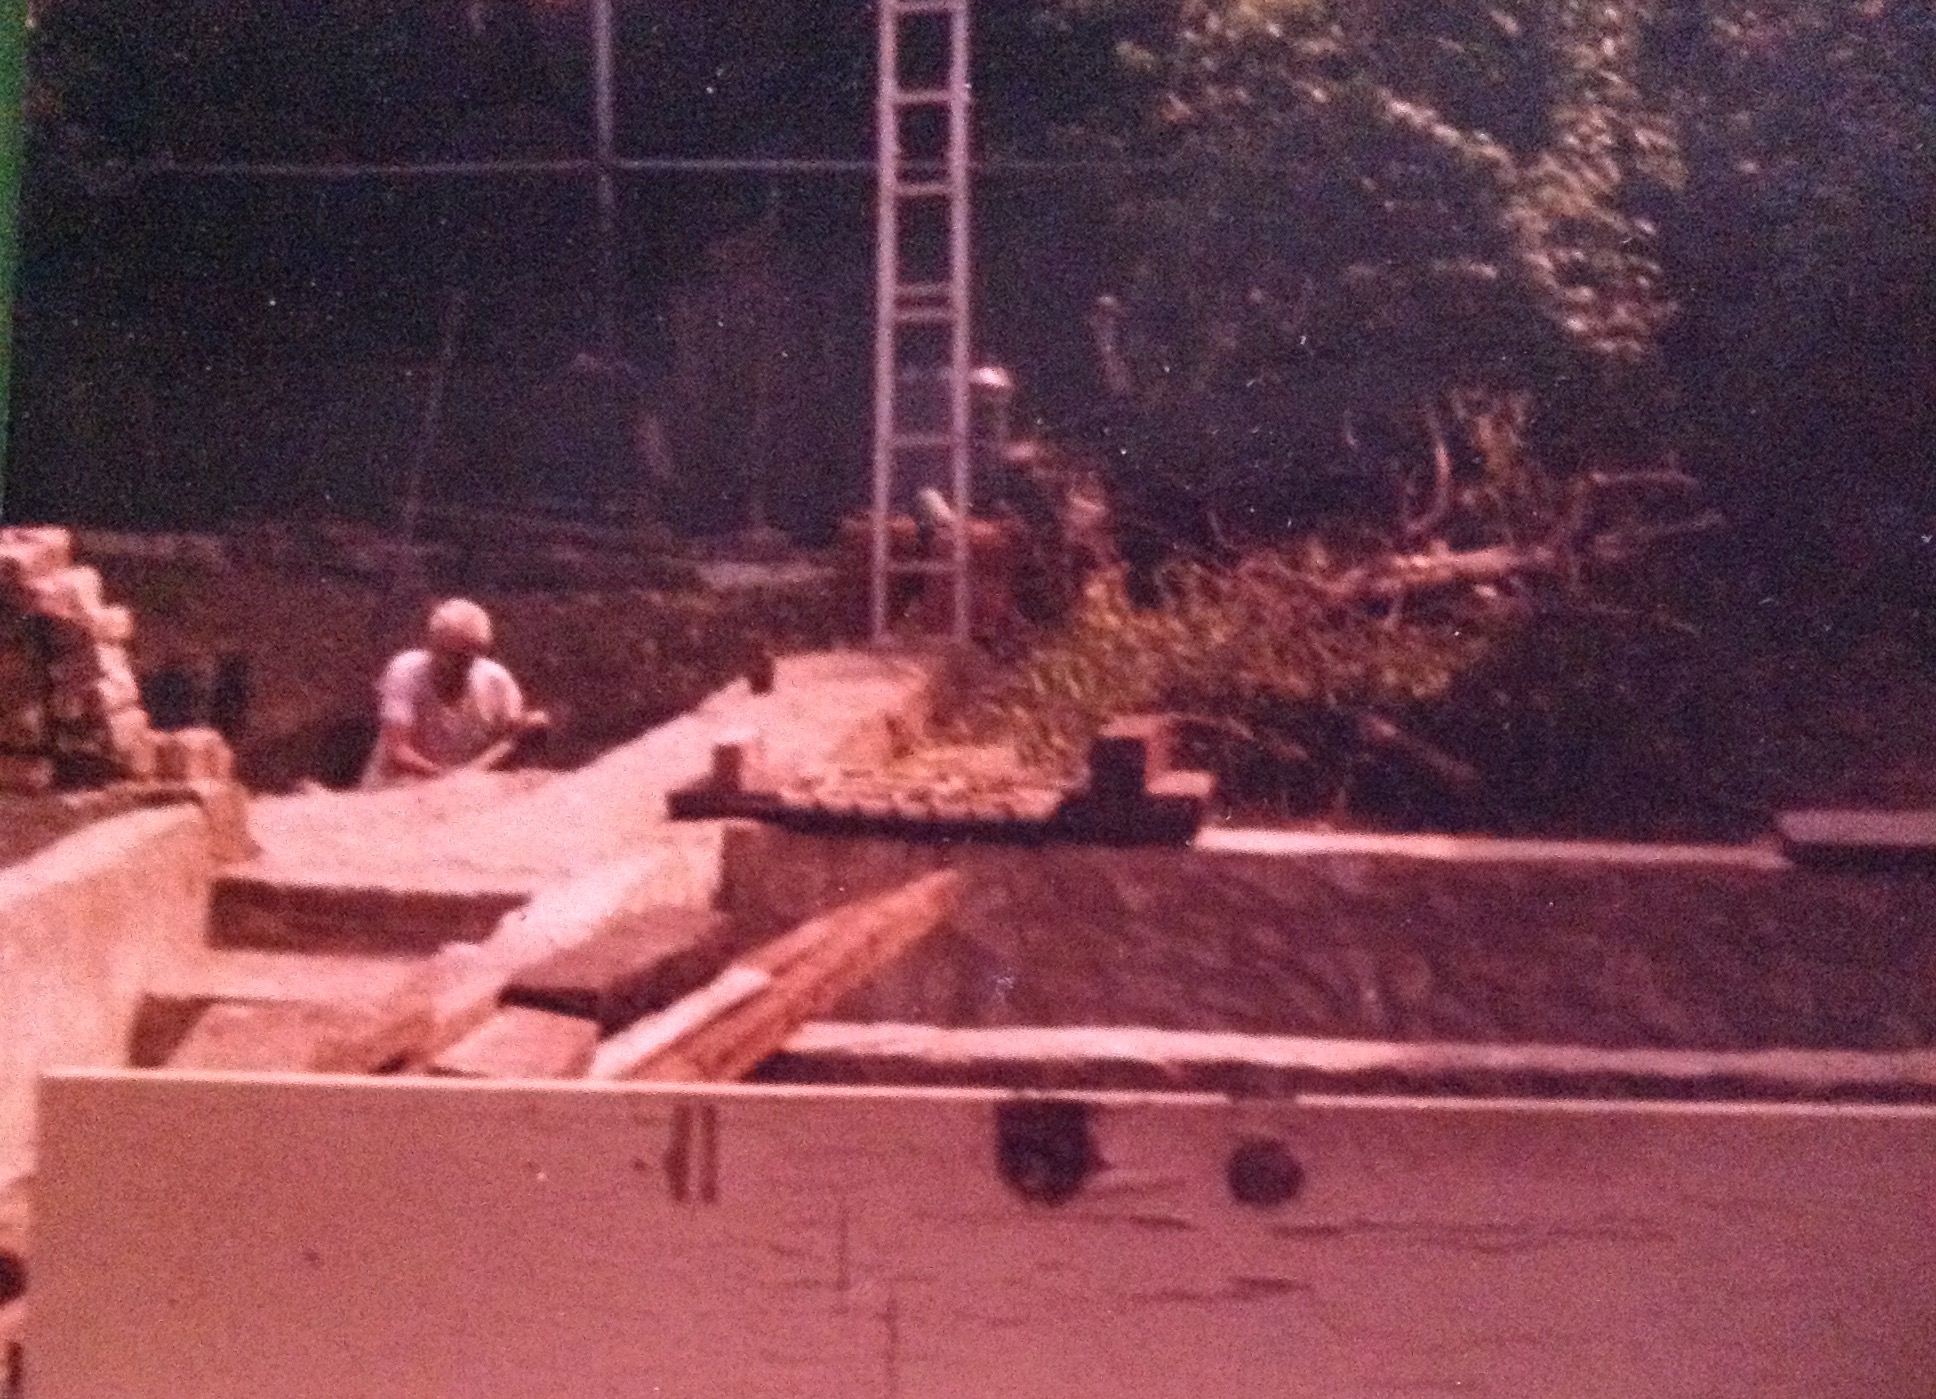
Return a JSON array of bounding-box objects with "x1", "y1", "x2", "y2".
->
[{"x1": 871, "y1": 0, "x2": 972, "y2": 644}]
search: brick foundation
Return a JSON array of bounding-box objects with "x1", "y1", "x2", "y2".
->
[{"x1": 1, "y1": 527, "x2": 234, "y2": 794}]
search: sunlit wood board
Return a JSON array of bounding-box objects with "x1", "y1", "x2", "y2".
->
[{"x1": 30, "y1": 1069, "x2": 1936, "y2": 1399}]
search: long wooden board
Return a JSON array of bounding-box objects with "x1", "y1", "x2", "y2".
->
[
  {"x1": 163, "y1": 998, "x2": 432, "y2": 1074},
  {"x1": 424, "y1": 1007, "x2": 599, "y2": 1080},
  {"x1": 31, "y1": 1070, "x2": 1936, "y2": 1399},
  {"x1": 592, "y1": 870, "x2": 958, "y2": 1082},
  {"x1": 502, "y1": 907, "x2": 734, "y2": 1032}
]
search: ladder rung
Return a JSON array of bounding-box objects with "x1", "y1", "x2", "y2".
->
[
  {"x1": 892, "y1": 90, "x2": 954, "y2": 107},
  {"x1": 893, "y1": 306, "x2": 956, "y2": 325},
  {"x1": 887, "y1": 432, "x2": 956, "y2": 450},
  {"x1": 893, "y1": 0, "x2": 963, "y2": 14},
  {"x1": 897, "y1": 281, "x2": 951, "y2": 301},
  {"x1": 893, "y1": 181, "x2": 952, "y2": 199}
]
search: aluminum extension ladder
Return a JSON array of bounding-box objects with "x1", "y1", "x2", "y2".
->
[{"x1": 870, "y1": 0, "x2": 972, "y2": 644}]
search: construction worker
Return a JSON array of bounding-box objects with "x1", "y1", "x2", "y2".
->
[{"x1": 359, "y1": 598, "x2": 549, "y2": 790}]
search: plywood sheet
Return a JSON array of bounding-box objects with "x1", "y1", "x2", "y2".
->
[{"x1": 31, "y1": 1070, "x2": 1936, "y2": 1399}]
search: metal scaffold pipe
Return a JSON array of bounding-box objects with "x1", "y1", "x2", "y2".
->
[{"x1": 591, "y1": 0, "x2": 619, "y2": 354}]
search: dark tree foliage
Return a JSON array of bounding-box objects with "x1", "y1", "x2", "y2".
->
[
  {"x1": 985, "y1": 0, "x2": 1936, "y2": 833},
  {"x1": 1044, "y1": 0, "x2": 1931, "y2": 558},
  {"x1": 1659, "y1": 0, "x2": 1936, "y2": 527},
  {"x1": 1043, "y1": 0, "x2": 1688, "y2": 544}
]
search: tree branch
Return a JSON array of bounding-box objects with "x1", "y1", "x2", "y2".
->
[
  {"x1": 1318, "y1": 510, "x2": 1725, "y2": 603},
  {"x1": 1402, "y1": 397, "x2": 1455, "y2": 546},
  {"x1": 1585, "y1": 469, "x2": 1702, "y2": 494},
  {"x1": 1355, "y1": 712, "x2": 1481, "y2": 792},
  {"x1": 1089, "y1": 294, "x2": 1135, "y2": 399}
]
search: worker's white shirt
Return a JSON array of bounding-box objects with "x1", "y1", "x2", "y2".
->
[{"x1": 360, "y1": 650, "x2": 524, "y2": 789}]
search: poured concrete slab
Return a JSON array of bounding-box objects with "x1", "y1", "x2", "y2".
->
[
  {"x1": 767, "y1": 1022, "x2": 1936, "y2": 1102},
  {"x1": 164, "y1": 998, "x2": 433, "y2": 1074},
  {"x1": 142, "y1": 949, "x2": 424, "y2": 1007},
  {"x1": 129, "y1": 950, "x2": 429, "y2": 1067},
  {"x1": 207, "y1": 878, "x2": 529, "y2": 954},
  {"x1": 0, "y1": 806, "x2": 213, "y2": 1183}
]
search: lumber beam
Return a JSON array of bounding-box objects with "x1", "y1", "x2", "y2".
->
[
  {"x1": 425, "y1": 1007, "x2": 599, "y2": 1080},
  {"x1": 501, "y1": 909, "x2": 734, "y2": 1033},
  {"x1": 591, "y1": 870, "x2": 959, "y2": 1082},
  {"x1": 35, "y1": 1070, "x2": 1936, "y2": 1398},
  {"x1": 1777, "y1": 808, "x2": 1936, "y2": 872},
  {"x1": 163, "y1": 996, "x2": 434, "y2": 1075}
]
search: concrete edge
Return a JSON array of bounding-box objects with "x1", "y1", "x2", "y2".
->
[{"x1": 768, "y1": 1023, "x2": 1936, "y2": 1102}]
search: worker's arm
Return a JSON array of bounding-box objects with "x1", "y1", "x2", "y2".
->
[
  {"x1": 375, "y1": 721, "x2": 446, "y2": 780},
  {"x1": 455, "y1": 710, "x2": 552, "y2": 775},
  {"x1": 371, "y1": 655, "x2": 446, "y2": 780},
  {"x1": 452, "y1": 669, "x2": 550, "y2": 774},
  {"x1": 495, "y1": 666, "x2": 549, "y2": 737}
]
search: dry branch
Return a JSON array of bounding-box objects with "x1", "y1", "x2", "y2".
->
[
  {"x1": 1318, "y1": 509, "x2": 1724, "y2": 604},
  {"x1": 1402, "y1": 398, "x2": 1455, "y2": 546},
  {"x1": 1355, "y1": 713, "x2": 1481, "y2": 791},
  {"x1": 1585, "y1": 468, "x2": 1701, "y2": 494}
]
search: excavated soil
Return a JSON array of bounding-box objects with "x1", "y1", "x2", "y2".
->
[{"x1": 96, "y1": 543, "x2": 841, "y2": 792}]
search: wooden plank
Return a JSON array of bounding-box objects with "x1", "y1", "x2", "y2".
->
[
  {"x1": 426, "y1": 1007, "x2": 599, "y2": 1080},
  {"x1": 30, "y1": 1070, "x2": 1936, "y2": 1399},
  {"x1": 587, "y1": 967, "x2": 774, "y2": 1078},
  {"x1": 591, "y1": 871, "x2": 959, "y2": 1082},
  {"x1": 1777, "y1": 808, "x2": 1936, "y2": 869},
  {"x1": 1778, "y1": 808, "x2": 1936, "y2": 850},
  {"x1": 163, "y1": 997, "x2": 433, "y2": 1075},
  {"x1": 320, "y1": 855, "x2": 743, "y2": 1074},
  {"x1": 502, "y1": 908, "x2": 734, "y2": 1033},
  {"x1": 768, "y1": 1022, "x2": 1936, "y2": 1101}
]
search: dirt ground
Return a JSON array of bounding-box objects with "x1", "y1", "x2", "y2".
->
[
  {"x1": 92, "y1": 543, "x2": 842, "y2": 792},
  {"x1": 65, "y1": 522, "x2": 1936, "y2": 849}
]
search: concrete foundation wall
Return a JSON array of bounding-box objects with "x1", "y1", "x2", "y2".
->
[
  {"x1": 0, "y1": 808, "x2": 212, "y2": 1183},
  {"x1": 717, "y1": 826, "x2": 1936, "y2": 1053}
]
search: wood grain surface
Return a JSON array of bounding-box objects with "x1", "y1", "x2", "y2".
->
[{"x1": 30, "y1": 1070, "x2": 1936, "y2": 1398}]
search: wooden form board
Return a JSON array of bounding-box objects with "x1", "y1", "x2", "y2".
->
[{"x1": 31, "y1": 1069, "x2": 1936, "y2": 1399}]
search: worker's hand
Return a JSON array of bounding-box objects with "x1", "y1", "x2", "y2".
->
[
  {"x1": 380, "y1": 724, "x2": 446, "y2": 780},
  {"x1": 519, "y1": 709, "x2": 552, "y2": 732}
]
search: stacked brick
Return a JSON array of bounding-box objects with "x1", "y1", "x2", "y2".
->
[{"x1": 0, "y1": 526, "x2": 233, "y2": 795}]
